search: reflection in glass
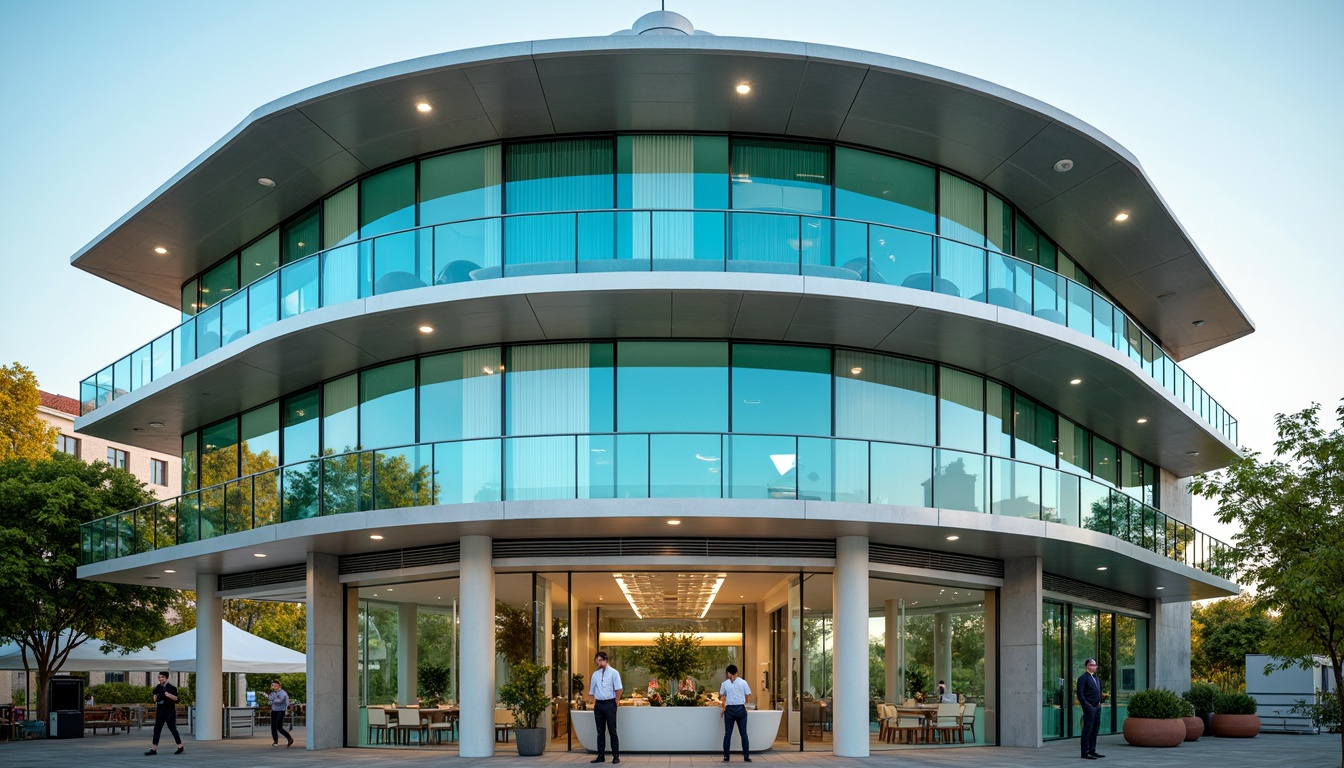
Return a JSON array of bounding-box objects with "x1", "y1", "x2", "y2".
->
[
  {"x1": 836, "y1": 351, "x2": 935, "y2": 444},
  {"x1": 935, "y1": 449, "x2": 987, "y2": 513},
  {"x1": 732, "y1": 344, "x2": 830, "y2": 437},
  {"x1": 617, "y1": 341, "x2": 727, "y2": 433},
  {"x1": 650, "y1": 434, "x2": 721, "y2": 498},
  {"x1": 871, "y1": 443, "x2": 931, "y2": 507},
  {"x1": 420, "y1": 348, "x2": 502, "y2": 442}
]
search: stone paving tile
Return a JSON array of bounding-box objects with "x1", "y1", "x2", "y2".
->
[{"x1": 0, "y1": 728, "x2": 1337, "y2": 768}]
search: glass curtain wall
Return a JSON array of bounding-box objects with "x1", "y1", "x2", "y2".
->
[{"x1": 1042, "y1": 600, "x2": 1149, "y2": 741}]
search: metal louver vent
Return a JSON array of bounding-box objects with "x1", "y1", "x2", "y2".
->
[
  {"x1": 218, "y1": 564, "x2": 306, "y2": 592},
  {"x1": 868, "y1": 544, "x2": 1004, "y2": 579},
  {"x1": 1044, "y1": 573, "x2": 1148, "y2": 613},
  {"x1": 492, "y1": 538, "x2": 836, "y2": 561},
  {"x1": 340, "y1": 543, "x2": 460, "y2": 576}
]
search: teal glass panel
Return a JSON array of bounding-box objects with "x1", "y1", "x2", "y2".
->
[
  {"x1": 1058, "y1": 417, "x2": 1090, "y2": 476},
  {"x1": 506, "y1": 138, "x2": 613, "y2": 213},
  {"x1": 617, "y1": 341, "x2": 728, "y2": 433},
  {"x1": 939, "y1": 171, "x2": 985, "y2": 246},
  {"x1": 1115, "y1": 615, "x2": 1148, "y2": 730},
  {"x1": 608, "y1": 209, "x2": 652, "y2": 267},
  {"x1": 1120, "y1": 450, "x2": 1144, "y2": 500},
  {"x1": 373, "y1": 445, "x2": 433, "y2": 509},
  {"x1": 1014, "y1": 216, "x2": 1041, "y2": 265},
  {"x1": 181, "y1": 431, "x2": 199, "y2": 492},
  {"x1": 321, "y1": 244, "x2": 370, "y2": 306},
  {"x1": 181, "y1": 277, "x2": 199, "y2": 318},
  {"x1": 130, "y1": 344, "x2": 150, "y2": 391},
  {"x1": 1071, "y1": 608, "x2": 1104, "y2": 737},
  {"x1": 247, "y1": 272, "x2": 279, "y2": 332},
  {"x1": 1032, "y1": 265, "x2": 1067, "y2": 324},
  {"x1": 986, "y1": 253, "x2": 1032, "y2": 312},
  {"x1": 651, "y1": 211, "x2": 724, "y2": 268},
  {"x1": 199, "y1": 255, "x2": 238, "y2": 310},
  {"x1": 1080, "y1": 478, "x2": 1111, "y2": 534},
  {"x1": 421, "y1": 348, "x2": 502, "y2": 442},
  {"x1": 323, "y1": 451, "x2": 371, "y2": 514},
  {"x1": 731, "y1": 344, "x2": 830, "y2": 436},
  {"x1": 279, "y1": 256, "x2": 318, "y2": 318},
  {"x1": 241, "y1": 229, "x2": 281, "y2": 286},
  {"x1": 240, "y1": 402, "x2": 280, "y2": 475},
  {"x1": 220, "y1": 291, "x2": 248, "y2": 345},
  {"x1": 178, "y1": 493, "x2": 200, "y2": 544},
  {"x1": 575, "y1": 211, "x2": 618, "y2": 269},
  {"x1": 421, "y1": 145, "x2": 502, "y2": 225},
  {"x1": 1013, "y1": 396, "x2": 1057, "y2": 467},
  {"x1": 870, "y1": 442, "x2": 931, "y2": 507},
  {"x1": 1037, "y1": 239, "x2": 1057, "y2": 271},
  {"x1": 935, "y1": 449, "x2": 987, "y2": 513},
  {"x1": 798, "y1": 217, "x2": 833, "y2": 274},
  {"x1": 323, "y1": 374, "x2": 359, "y2": 453},
  {"x1": 649, "y1": 433, "x2": 721, "y2": 498},
  {"x1": 992, "y1": 458, "x2": 1040, "y2": 519},
  {"x1": 175, "y1": 321, "x2": 194, "y2": 370},
  {"x1": 505, "y1": 435, "x2": 576, "y2": 500},
  {"x1": 835, "y1": 350, "x2": 935, "y2": 444},
  {"x1": 1092, "y1": 436, "x2": 1118, "y2": 486},
  {"x1": 282, "y1": 207, "x2": 320, "y2": 265},
  {"x1": 985, "y1": 381, "x2": 1013, "y2": 457},
  {"x1": 434, "y1": 438, "x2": 502, "y2": 504},
  {"x1": 1066, "y1": 280, "x2": 1092, "y2": 335},
  {"x1": 579, "y1": 434, "x2": 616, "y2": 500},
  {"x1": 434, "y1": 218, "x2": 501, "y2": 283},
  {"x1": 731, "y1": 138, "x2": 830, "y2": 215},
  {"x1": 615, "y1": 434, "x2": 650, "y2": 499},
  {"x1": 506, "y1": 343, "x2": 614, "y2": 436},
  {"x1": 729, "y1": 212, "x2": 801, "y2": 274},
  {"x1": 504, "y1": 212, "x2": 576, "y2": 274},
  {"x1": 807, "y1": 437, "x2": 868, "y2": 503},
  {"x1": 617, "y1": 134, "x2": 728, "y2": 210},
  {"x1": 281, "y1": 459, "x2": 320, "y2": 520},
  {"x1": 324, "y1": 185, "x2": 358, "y2": 249},
  {"x1": 361, "y1": 163, "x2": 416, "y2": 237},
  {"x1": 111, "y1": 356, "x2": 130, "y2": 400},
  {"x1": 866, "y1": 226, "x2": 932, "y2": 287},
  {"x1": 1124, "y1": 318, "x2": 1143, "y2": 365},
  {"x1": 200, "y1": 417, "x2": 239, "y2": 487},
  {"x1": 727, "y1": 434, "x2": 796, "y2": 499},
  {"x1": 96, "y1": 365, "x2": 113, "y2": 408},
  {"x1": 939, "y1": 367, "x2": 985, "y2": 452},
  {"x1": 1092, "y1": 294, "x2": 1115, "y2": 349},
  {"x1": 986, "y1": 192, "x2": 1013, "y2": 253},
  {"x1": 935, "y1": 240, "x2": 984, "y2": 299},
  {"x1": 372, "y1": 231, "x2": 428, "y2": 293},
  {"x1": 195, "y1": 304, "x2": 221, "y2": 356},
  {"x1": 282, "y1": 389, "x2": 319, "y2": 463},
  {"x1": 360, "y1": 361, "x2": 415, "y2": 448},
  {"x1": 834, "y1": 146, "x2": 933, "y2": 232},
  {"x1": 1044, "y1": 468, "x2": 1080, "y2": 526},
  {"x1": 80, "y1": 376, "x2": 98, "y2": 416}
]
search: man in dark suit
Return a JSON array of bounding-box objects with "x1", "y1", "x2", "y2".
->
[{"x1": 1076, "y1": 658, "x2": 1105, "y2": 759}]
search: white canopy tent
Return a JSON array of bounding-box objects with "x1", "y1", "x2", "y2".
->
[
  {"x1": 0, "y1": 622, "x2": 305, "y2": 673},
  {"x1": 0, "y1": 631, "x2": 165, "y2": 671}
]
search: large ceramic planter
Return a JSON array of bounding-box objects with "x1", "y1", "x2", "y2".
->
[
  {"x1": 1211, "y1": 714, "x2": 1260, "y2": 738},
  {"x1": 515, "y1": 728, "x2": 547, "y2": 756},
  {"x1": 1122, "y1": 717, "x2": 1186, "y2": 747},
  {"x1": 1182, "y1": 716, "x2": 1204, "y2": 741}
]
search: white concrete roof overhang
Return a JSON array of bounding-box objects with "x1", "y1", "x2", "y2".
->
[
  {"x1": 76, "y1": 272, "x2": 1237, "y2": 475},
  {"x1": 75, "y1": 498, "x2": 1239, "y2": 603},
  {"x1": 71, "y1": 35, "x2": 1251, "y2": 361}
]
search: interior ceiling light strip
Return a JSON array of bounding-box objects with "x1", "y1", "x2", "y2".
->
[{"x1": 612, "y1": 572, "x2": 727, "y2": 619}]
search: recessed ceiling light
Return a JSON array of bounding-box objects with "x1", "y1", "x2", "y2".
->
[
  {"x1": 1156, "y1": 586, "x2": 1165, "y2": 590},
  {"x1": 667, "y1": 519, "x2": 681, "y2": 526},
  {"x1": 149, "y1": 421, "x2": 165, "y2": 428},
  {"x1": 1114, "y1": 212, "x2": 1130, "y2": 222},
  {"x1": 1186, "y1": 451, "x2": 1200, "y2": 457},
  {"x1": 1192, "y1": 319, "x2": 1207, "y2": 327},
  {"x1": 1053, "y1": 159, "x2": 1074, "y2": 173},
  {"x1": 153, "y1": 246, "x2": 168, "y2": 255},
  {"x1": 735, "y1": 83, "x2": 751, "y2": 94},
  {"x1": 1097, "y1": 566, "x2": 1108, "y2": 571},
  {"x1": 1137, "y1": 417, "x2": 1149, "y2": 424},
  {"x1": 370, "y1": 534, "x2": 384, "y2": 540},
  {"x1": 946, "y1": 535, "x2": 960, "y2": 541},
  {"x1": 416, "y1": 102, "x2": 433, "y2": 112},
  {"x1": 257, "y1": 177, "x2": 276, "y2": 188},
  {"x1": 850, "y1": 367, "x2": 863, "y2": 375},
  {"x1": 1069, "y1": 378, "x2": 1082, "y2": 385},
  {"x1": 164, "y1": 569, "x2": 176, "y2": 574},
  {"x1": 386, "y1": 588, "x2": 394, "y2": 591},
  {"x1": 253, "y1": 553, "x2": 267, "y2": 558},
  {"x1": 418, "y1": 325, "x2": 434, "y2": 333}
]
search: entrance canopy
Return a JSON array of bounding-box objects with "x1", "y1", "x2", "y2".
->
[{"x1": 0, "y1": 622, "x2": 306, "y2": 674}]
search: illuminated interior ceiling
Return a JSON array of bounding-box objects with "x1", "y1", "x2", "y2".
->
[{"x1": 614, "y1": 572, "x2": 726, "y2": 619}]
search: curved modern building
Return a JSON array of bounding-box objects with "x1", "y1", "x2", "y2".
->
[{"x1": 74, "y1": 11, "x2": 1250, "y2": 756}]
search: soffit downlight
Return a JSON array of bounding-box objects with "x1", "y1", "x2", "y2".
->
[{"x1": 614, "y1": 572, "x2": 726, "y2": 619}]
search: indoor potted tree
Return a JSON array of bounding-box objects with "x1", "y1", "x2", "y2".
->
[
  {"x1": 1179, "y1": 698, "x2": 1204, "y2": 741},
  {"x1": 1181, "y1": 681, "x2": 1219, "y2": 731},
  {"x1": 644, "y1": 632, "x2": 704, "y2": 706},
  {"x1": 499, "y1": 660, "x2": 552, "y2": 756},
  {"x1": 1211, "y1": 691, "x2": 1261, "y2": 738},
  {"x1": 1120, "y1": 688, "x2": 1186, "y2": 748}
]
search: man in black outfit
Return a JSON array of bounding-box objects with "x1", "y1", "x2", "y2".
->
[
  {"x1": 145, "y1": 671, "x2": 183, "y2": 755},
  {"x1": 1076, "y1": 658, "x2": 1105, "y2": 760}
]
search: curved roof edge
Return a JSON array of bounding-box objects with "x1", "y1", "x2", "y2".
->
[{"x1": 70, "y1": 33, "x2": 1253, "y2": 360}]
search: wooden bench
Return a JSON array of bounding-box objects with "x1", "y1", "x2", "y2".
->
[{"x1": 84, "y1": 706, "x2": 130, "y2": 734}]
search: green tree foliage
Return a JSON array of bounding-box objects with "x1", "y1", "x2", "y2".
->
[
  {"x1": 643, "y1": 632, "x2": 704, "y2": 701},
  {"x1": 86, "y1": 682, "x2": 155, "y2": 705},
  {"x1": 1190, "y1": 400, "x2": 1344, "y2": 767},
  {"x1": 498, "y1": 660, "x2": 551, "y2": 729},
  {"x1": 1190, "y1": 594, "x2": 1270, "y2": 690},
  {"x1": 496, "y1": 601, "x2": 532, "y2": 667},
  {"x1": 1126, "y1": 688, "x2": 1185, "y2": 719},
  {"x1": 166, "y1": 591, "x2": 307, "y2": 652},
  {"x1": 0, "y1": 453, "x2": 174, "y2": 720},
  {"x1": 418, "y1": 662, "x2": 450, "y2": 702},
  {"x1": 0, "y1": 362, "x2": 58, "y2": 461}
]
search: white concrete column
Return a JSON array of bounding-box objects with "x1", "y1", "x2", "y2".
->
[
  {"x1": 1152, "y1": 600, "x2": 1191, "y2": 694},
  {"x1": 934, "y1": 610, "x2": 953, "y2": 694},
  {"x1": 397, "y1": 604, "x2": 419, "y2": 706},
  {"x1": 195, "y1": 573, "x2": 223, "y2": 740},
  {"x1": 883, "y1": 599, "x2": 900, "y2": 703},
  {"x1": 306, "y1": 552, "x2": 342, "y2": 749},
  {"x1": 999, "y1": 557, "x2": 1043, "y2": 747},
  {"x1": 832, "y1": 536, "x2": 869, "y2": 757},
  {"x1": 459, "y1": 535, "x2": 495, "y2": 757}
]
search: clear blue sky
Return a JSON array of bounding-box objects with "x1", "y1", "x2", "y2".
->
[{"x1": 2, "y1": 0, "x2": 1341, "y2": 542}]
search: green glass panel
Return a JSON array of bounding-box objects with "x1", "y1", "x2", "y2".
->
[
  {"x1": 421, "y1": 145, "x2": 502, "y2": 225},
  {"x1": 985, "y1": 381, "x2": 1013, "y2": 457},
  {"x1": 993, "y1": 457, "x2": 1040, "y2": 518},
  {"x1": 180, "y1": 277, "x2": 199, "y2": 318},
  {"x1": 360, "y1": 360, "x2": 415, "y2": 448},
  {"x1": 200, "y1": 417, "x2": 239, "y2": 487},
  {"x1": 505, "y1": 436, "x2": 576, "y2": 500},
  {"x1": 1058, "y1": 416, "x2": 1090, "y2": 476},
  {"x1": 420, "y1": 348, "x2": 502, "y2": 442},
  {"x1": 731, "y1": 138, "x2": 830, "y2": 215},
  {"x1": 986, "y1": 192, "x2": 1013, "y2": 253},
  {"x1": 1014, "y1": 216, "x2": 1041, "y2": 265},
  {"x1": 282, "y1": 388, "x2": 319, "y2": 463},
  {"x1": 361, "y1": 163, "x2": 416, "y2": 237},
  {"x1": 240, "y1": 402, "x2": 280, "y2": 474},
  {"x1": 1114, "y1": 615, "x2": 1147, "y2": 730},
  {"x1": 870, "y1": 442, "x2": 931, "y2": 507},
  {"x1": 938, "y1": 171, "x2": 985, "y2": 246},
  {"x1": 938, "y1": 367, "x2": 984, "y2": 452},
  {"x1": 505, "y1": 343, "x2": 614, "y2": 436},
  {"x1": 616, "y1": 341, "x2": 728, "y2": 433},
  {"x1": 199, "y1": 255, "x2": 238, "y2": 310},
  {"x1": 505, "y1": 138, "x2": 613, "y2": 213},
  {"x1": 282, "y1": 207, "x2": 320, "y2": 265},
  {"x1": 835, "y1": 350, "x2": 935, "y2": 444},
  {"x1": 617, "y1": 134, "x2": 728, "y2": 210},
  {"x1": 1092, "y1": 436, "x2": 1118, "y2": 486},
  {"x1": 834, "y1": 146, "x2": 933, "y2": 232},
  {"x1": 1120, "y1": 450, "x2": 1144, "y2": 500},
  {"x1": 240, "y1": 229, "x2": 281, "y2": 286},
  {"x1": 731, "y1": 344, "x2": 830, "y2": 437},
  {"x1": 324, "y1": 374, "x2": 359, "y2": 454},
  {"x1": 1013, "y1": 396, "x2": 1057, "y2": 467},
  {"x1": 433, "y1": 438, "x2": 502, "y2": 505},
  {"x1": 324, "y1": 184, "x2": 358, "y2": 248},
  {"x1": 726, "y1": 434, "x2": 796, "y2": 499},
  {"x1": 181, "y1": 431, "x2": 199, "y2": 492}
]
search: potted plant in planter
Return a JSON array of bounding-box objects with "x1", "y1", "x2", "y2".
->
[
  {"x1": 1121, "y1": 688, "x2": 1186, "y2": 748},
  {"x1": 1211, "y1": 691, "x2": 1260, "y2": 738},
  {"x1": 499, "y1": 660, "x2": 552, "y2": 756},
  {"x1": 644, "y1": 632, "x2": 704, "y2": 706},
  {"x1": 1179, "y1": 698, "x2": 1204, "y2": 741},
  {"x1": 1182, "y1": 682, "x2": 1219, "y2": 731}
]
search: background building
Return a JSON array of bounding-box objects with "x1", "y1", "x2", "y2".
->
[{"x1": 71, "y1": 11, "x2": 1248, "y2": 755}]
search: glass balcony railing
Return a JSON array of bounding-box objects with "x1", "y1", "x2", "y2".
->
[
  {"x1": 80, "y1": 432, "x2": 1234, "y2": 579},
  {"x1": 80, "y1": 210, "x2": 1237, "y2": 444}
]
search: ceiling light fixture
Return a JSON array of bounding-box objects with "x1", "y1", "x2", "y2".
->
[
  {"x1": 1097, "y1": 566, "x2": 1108, "y2": 571},
  {"x1": 1192, "y1": 319, "x2": 1207, "y2": 327},
  {"x1": 416, "y1": 102, "x2": 433, "y2": 113},
  {"x1": 1156, "y1": 586, "x2": 1165, "y2": 590},
  {"x1": 735, "y1": 83, "x2": 751, "y2": 94},
  {"x1": 850, "y1": 367, "x2": 863, "y2": 375},
  {"x1": 370, "y1": 534, "x2": 384, "y2": 540},
  {"x1": 1137, "y1": 417, "x2": 1149, "y2": 424},
  {"x1": 1114, "y1": 212, "x2": 1130, "y2": 222},
  {"x1": 257, "y1": 177, "x2": 276, "y2": 188},
  {"x1": 253, "y1": 553, "x2": 267, "y2": 558},
  {"x1": 1069, "y1": 378, "x2": 1082, "y2": 385},
  {"x1": 164, "y1": 569, "x2": 176, "y2": 574},
  {"x1": 1186, "y1": 451, "x2": 1200, "y2": 457},
  {"x1": 946, "y1": 535, "x2": 960, "y2": 541},
  {"x1": 666, "y1": 519, "x2": 681, "y2": 526},
  {"x1": 149, "y1": 421, "x2": 165, "y2": 428},
  {"x1": 418, "y1": 325, "x2": 434, "y2": 333},
  {"x1": 1053, "y1": 159, "x2": 1074, "y2": 173},
  {"x1": 154, "y1": 246, "x2": 168, "y2": 255}
]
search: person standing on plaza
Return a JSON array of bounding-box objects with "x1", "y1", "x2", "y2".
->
[
  {"x1": 1076, "y1": 658, "x2": 1105, "y2": 760},
  {"x1": 268, "y1": 679, "x2": 295, "y2": 748},
  {"x1": 719, "y1": 664, "x2": 752, "y2": 762},
  {"x1": 144, "y1": 671, "x2": 183, "y2": 755},
  {"x1": 587, "y1": 651, "x2": 622, "y2": 763}
]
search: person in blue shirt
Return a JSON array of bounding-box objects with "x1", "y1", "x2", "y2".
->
[
  {"x1": 268, "y1": 679, "x2": 295, "y2": 748},
  {"x1": 1076, "y1": 658, "x2": 1105, "y2": 760},
  {"x1": 719, "y1": 664, "x2": 752, "y2": 762},
  {"x1": 587, "y1": 651, "x2": 622, "y2": 763}
]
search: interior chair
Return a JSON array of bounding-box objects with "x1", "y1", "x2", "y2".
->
[
  {"x1": 429, "y1": 709, "x2": 458, "y2": 744},
  {"x1": 933, "y1": 701, "x2": 961, "y2": 743},
  {"x1": 876, "y1": 704, "x2": 891, "y2": 742},
  {"x1": 960, "y1": 702, "x2": 978, "y2": 742},
  {"x1": 365, "y1": 706, "x2": 390, "y2": 744},
  {"x1": 395, "y1": 707, "x2": 426, "y2": 745},
  {"x1": 494, "y1": 707, "x2": 515, "y2": 742},
  {"x1": 891, "y1": 707, "x2": 925, "y2": 744}
]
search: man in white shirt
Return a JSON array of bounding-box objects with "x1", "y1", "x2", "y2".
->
[
  {"x1": 588, "y1": 651, "x2": 622, "y2": 763},
  {"x1": 718, "y1": 664, "x2": 752, "y2": 762}
]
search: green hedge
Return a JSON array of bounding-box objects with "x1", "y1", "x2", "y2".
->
[
  {"x1": 86, "y1": 683, "x2": 155, "y2": 705},
  {"x1": 1213, "y1": 691, "x2": 1258, "y2": 715},
  {"x1": 1127, "y1": 688, "x2": 1185, "y2": 719},
  {"x1": 1182, "y1": 682, "x2": 1220, "y2": 714}
]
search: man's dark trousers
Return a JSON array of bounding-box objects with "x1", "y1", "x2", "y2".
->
[
  {"x1": 594, "y1": 698, "x2": 619, "y2": 758},
  {"x1": 151, "y1": 706, "x2": 180, "y2": 746},
  {"x1": 723, "y1": 704, "x2": 749, "y2": 758},
  {"x1": 1079, "y1": 704, "x2": 1100, "y2": 757},
  {"x1": 272, "y1": 710, "x2": 293, "y2": 745}
]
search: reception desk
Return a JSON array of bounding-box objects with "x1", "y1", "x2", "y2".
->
[{"x1": 572, "y1": 707, "x2": 781, "y2": 753}]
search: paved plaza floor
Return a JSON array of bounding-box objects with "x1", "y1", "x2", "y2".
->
[{"x1": 1, "y1": 727, "x2": 1338, "y2": 768}]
